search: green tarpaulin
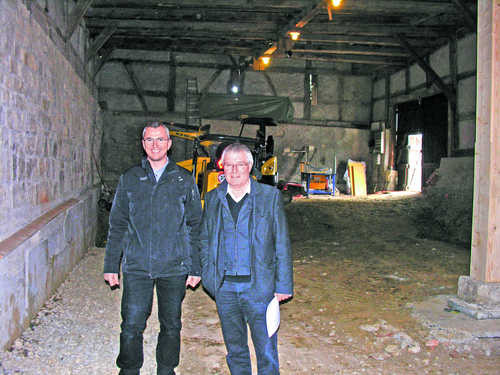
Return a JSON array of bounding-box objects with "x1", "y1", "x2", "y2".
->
[{"x1": 200, "y1": 94, "x2": 294, "y2": 122}]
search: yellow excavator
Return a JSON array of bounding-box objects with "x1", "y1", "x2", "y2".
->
[{"x1": 172, "y1": 117, "x2": 278, "y2": 203}]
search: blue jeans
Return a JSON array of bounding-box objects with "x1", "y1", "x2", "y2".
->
[
  {"x1": 215, "y1": 279, "x2": 279, "y2": 375},
  {"x1": 117, "y1": 273, "x2": 187, "y2": 375}
]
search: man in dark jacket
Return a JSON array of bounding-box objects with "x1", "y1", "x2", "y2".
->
[
  {"x1": 200, "y1": 143, "x2": 293, "y2": 375},
  {"x1": 103, "y1": 122, "x2": 202, "y2": 375}
]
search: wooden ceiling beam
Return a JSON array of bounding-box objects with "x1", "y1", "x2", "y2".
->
[
  {"x1": 303, "y1": 23, "x2": 453, "y2": 37},
  {"x1": 66, "y1": 0, "x2": 94, "y2": 41},
  {"x1": 288, "y1": 52, "x2": 407, "y2": 66},
  {"x1": 86, "y1": 22, "x2": 118, "y2": 63},
  {"x1": 292, "y1": 44, "x2": 409, "y2": 57},
  {"x1": 101, "y1": 57, "x2": 376, "y2": 76},
  {"x1": 89, "y1": 0, "x2": 316, "y2": 10},
  {"x1": 451, "y1": 0, "x2": 476, "y2": 33},
  {"x1": 298, "y1": 33, "x2": 434, "y2": 47},
  {"x1": 395, "y1": 34, "x2": 456, "y2": 103}
]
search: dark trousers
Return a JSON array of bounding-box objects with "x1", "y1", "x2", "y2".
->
[
  {"x1": 117, "y1": 273, "x2": 187, "y2": 375},
  {"x1": 215, "y1": 279, "x2": 280, "y2": 375}
]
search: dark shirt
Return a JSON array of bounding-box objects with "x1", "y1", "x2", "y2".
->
[
  {"x1": 226, "y1": 193, "x2": 248, "y2": 223},
  {"x1": 223, "y1": 193, "x2": 251, "y2": 276}
]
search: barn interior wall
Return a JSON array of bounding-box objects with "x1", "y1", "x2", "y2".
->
[
  {"x1": 0, "y1": 1, "x2": 102, "y2": 349},
  {"x1": 98, "y1": 50, "x2": 371, "y2": 192},
  {"x1": 370, "y1": 33, "x2": 477, "y2": 191},
  {"x1": 372, "y1": 33, "x2": 477, "y2": 150}
]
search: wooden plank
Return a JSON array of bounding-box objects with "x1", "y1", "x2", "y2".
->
[{"x1": 348, "y1": 161, "x2": 367, "y2": 196}]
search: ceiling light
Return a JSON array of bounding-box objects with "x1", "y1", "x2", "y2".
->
[
  {"x1": 260, "y1": 56, "x2": 271, "y2": 65},
  {"x1": 231, "y1": 85, "x2": 239, "y2": 94},
  {"x1": 289, "y1": 31, "x2": 301, "y2": 41},
  {"x1": 331, "y1": 0, "x2": 342, "y2": 7}
]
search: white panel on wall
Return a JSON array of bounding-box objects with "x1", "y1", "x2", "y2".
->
[
  {"x1": 429, "y1": 44, "x2": 450, "y2": 78},
  {"x1": 98, "y1": 62, "x2": 134, "y2": 89},
  {"x1": 410, "y1": 64, "x2": 426, "y2": 88},
  {"x1": 457, "y1": 34, "x2": 477, "y2": 74},
  {"x1": 203, "y1": 69, "x2": 230, "y2": 94},
  {"x1": 272, "y1": 72, "x2": 303, "y2": 97},
  {"x1": 343, "y1": 76, "x2": 371, "y2": 102},
  {"x1": 372, "y1": 99, "x2": 386, "y2": 121},
  {"x1": 293, "y1": 102, "x2": 304, "y2": 119},
  {"x1": 318, "y1": 75, "x2": 340, "y2": 102},
  {"x1": 180, "y1": 68, "x2": 215, "y2": 95},
  {"x1": 458, "y1": 76, "x2": 477, "y2": 114},
  {"x1": 244, "y1": 72, "x2": 276, "y2": 96},
  {"x1": 373, "y1": 78, "x2": 385, "y2": 98},
  {"x1": 342, "y1": 103, "x2": 371, "y2": 122},
  {"x1": 390, "y1": 70, "x2": 405, "y2": 94},
  {"x1": 458, "y1": 120, "x2": 475, "y2": 149},
  {"x1": 311, "y1": 103, "x2": 340, "y2": 120},
  {"x1": 133, "y1": 65, "x2": 170, "y2": 91},
  {"x1": 106, "y1": 94, "x2": 143, "y2": 111}
]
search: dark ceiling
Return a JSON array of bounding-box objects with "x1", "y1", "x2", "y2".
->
[{"x1": 84, "y1": 0, "x2": 477, "y2": 77}]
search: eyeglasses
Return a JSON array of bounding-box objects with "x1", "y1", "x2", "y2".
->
[
  {"x1": 143, "y1": 137, "x2": 169, "y2": 144},
  {"x1": 224, "y1": 162, "x2": 250, "y2": 170}
]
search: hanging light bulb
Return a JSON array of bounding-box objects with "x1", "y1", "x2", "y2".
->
[
  {"x1": 331, "y1": 0, "x2": 342, "y2": 7},
  {"x1": 261, "y1": 56, "x2": 271, "y2": 65},
  {"x1": 288, "y1": 31, "x2": 301, "y2": 41}
]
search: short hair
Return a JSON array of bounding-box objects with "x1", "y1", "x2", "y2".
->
[
  {"x1": 221, "y1": 143, "x2": 254, "y2": 166},
  {"x1": 142, "y1": 122, "x2": 170, "y2": 139}
]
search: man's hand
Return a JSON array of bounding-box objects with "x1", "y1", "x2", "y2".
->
[
  {"x1": 104, "y1": 273, "x2": 120, "y2": 288},
  {"x1": 275, "y1": 293, "x2": 292, "y2": 302},
  {"x1": 186, "y1": 275, "x2": 201, "y2": 288}
]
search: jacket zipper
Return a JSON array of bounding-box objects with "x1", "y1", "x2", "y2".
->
[
  {"x1": 149, "y1": 181, "x2": 156, "y2": 278},
  {"x1": 234, "y1": 207, "x2": 239, "y2": 275}
]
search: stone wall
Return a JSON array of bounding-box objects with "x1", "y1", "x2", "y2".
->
[{"x1": 0, "y1": 1, "x2": 102, "y2": 349}]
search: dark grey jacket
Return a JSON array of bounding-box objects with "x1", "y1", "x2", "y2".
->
[
  {"x1": 104, "y1": 159, "x2": 202, "y2": 277},
  {"x1": 200, "y1": 179, "x2": 293, "y2": 302}
]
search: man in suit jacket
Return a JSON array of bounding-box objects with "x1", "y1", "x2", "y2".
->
[{"x1": 200, "y1": 142, "x2": 293, "y2": 375}]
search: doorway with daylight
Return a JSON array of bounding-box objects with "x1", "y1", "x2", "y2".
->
[{"x1": 395, "y1": 93, "x2": 448, "y2": 192}]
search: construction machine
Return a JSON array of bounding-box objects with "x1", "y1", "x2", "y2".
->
[{"x1": 172, "y1": 117, "x2": 278, "y2": 203}]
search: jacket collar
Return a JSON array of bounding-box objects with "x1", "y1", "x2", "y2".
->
[
  {"x1": 216, "y1": 178, "x2": 262, "y2": 201},
  {"x1": 141, "y1": 158, "x2": 176, "y2": 183}
]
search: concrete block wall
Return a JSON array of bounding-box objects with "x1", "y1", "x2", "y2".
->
[{"x1": 0, "y1": 1, "x2": 102, "y2": 349}]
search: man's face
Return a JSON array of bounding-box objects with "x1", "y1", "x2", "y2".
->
[
  {"x1": 142, "y1": 126, "x2": 172, "y2": 164},
  {"x1": 223, "y1": 150, "x2": 252, "y2": 189}
]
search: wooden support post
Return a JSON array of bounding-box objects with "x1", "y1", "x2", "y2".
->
[
  {"x1": 448, "y1": 34, "x2": 458, "y2": 156},
  {"x1": 452, "y1": 0, "x2": 500, "y2": 316},
  {"x1": 304, "y1": 60, "x2": 312, "y2": 120},
  {"x1": 470, "y1": 0, "x2": 500, "y2": 284}
]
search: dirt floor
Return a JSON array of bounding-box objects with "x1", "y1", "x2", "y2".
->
[{"x1": 1, "y1": 192, "x2": 499, "y2": 374}]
